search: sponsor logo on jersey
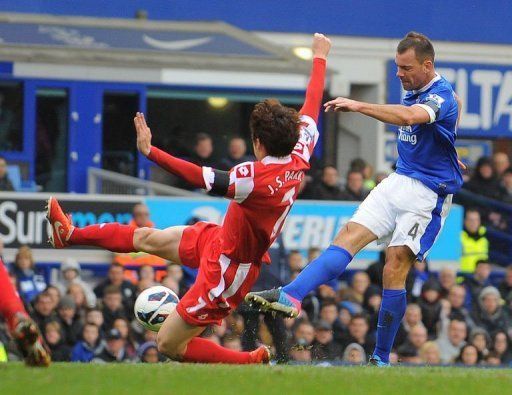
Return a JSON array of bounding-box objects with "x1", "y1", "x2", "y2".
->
[
  {"x1": 425, "y1": 93, "x2": 445, "y2": 108},
  {"x1": 398, "y1": 126, "x2": 417, "y2": 145}
]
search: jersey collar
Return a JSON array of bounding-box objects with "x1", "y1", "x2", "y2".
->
[
  {"x1": 261, "y1": 155, "x2": 292, "y2": 165},
  {"x1": 413, "y1": 73, "x2": 441, "y2": 94}
]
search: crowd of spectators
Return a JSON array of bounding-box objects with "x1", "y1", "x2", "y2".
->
[{"x1": 2, "y1": 233, "x2": 512, "y2": 367}]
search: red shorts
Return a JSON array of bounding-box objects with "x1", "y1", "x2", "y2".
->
[{"x1": 176, "y1": 222, "x2": 261, "y2": 326}]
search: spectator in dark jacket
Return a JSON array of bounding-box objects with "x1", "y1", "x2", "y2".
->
[
  {"x1": 306, "y1": 166, "x2": 345, "y2": 201},
  {"x1": 498, "y1": 266, "x2": 512, "y2": 301},
  {"x1": 71, "y1": 323, "x2": 105, "y2": 362},
  {"x1": 57, "y1": 295, "x2": 83, "y2": 347},
  {"x1": 44, "y1": 321, "x2": 71, "y2": 362},
  {"x1": 464, "y1": 157, "x2": 504, "y2": 201},
  {"x1": 338, "y1": 314, "x2": 375, "y2": 356},
  {"x1": 93, "y1": 328, "x2": 130, "y2": 363},
  {"x1": 339, "y1": 170, "x2": 369, "y2": 201},
  {"x1": 464, "y1": 260, "x2": 492, "y2": 310},
  {"x1": 472, "y1": 286, "x2": 510, "y2": 334},
  {"x1": 491, "y1": 330, "x2": 512, "y2": 365},
  {"x1": 31, "y1": 292, "x2": 58, "y2": 333},
  {"x1": 101, "y1": 285, "x2": 127, "y2": 331},
  {"x1": 311, "y1": 320, "x2": 343, "y2": 361},
  {"x1": 218, "y1": 137, "x2": 254, "y2": 170},
  {"x1": 12, "y1": 245, "x2": 46, "y2": 304},
  {"x1": 418, "y1": 279, "x2": 443, "y2": 338},
  {"x1": 94, "y1": 263, "x2": 136, "y2": 316}
]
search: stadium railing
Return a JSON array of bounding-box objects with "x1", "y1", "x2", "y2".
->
[{"x1": 87, "y1": 167, "x2": 201, "y2": 197}]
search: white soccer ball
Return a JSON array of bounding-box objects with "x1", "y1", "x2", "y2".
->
[{"x1": 134, "y1": 285, "x2": 179, "y2": 332}]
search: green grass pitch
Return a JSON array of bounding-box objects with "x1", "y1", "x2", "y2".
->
[{"x1": 1, "y1": 363, "x2": 511, "y2": 395}]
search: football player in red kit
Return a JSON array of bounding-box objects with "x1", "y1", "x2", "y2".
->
[
  {"x1": 0, "y1": 251, "x2": 51, "y2": 366},
  {"x1": 46, "y1": 33, "x2": 330, "y2": 364}
]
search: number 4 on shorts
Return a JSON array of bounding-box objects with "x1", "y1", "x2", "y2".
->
[{"x1": 408, "y1": 223, "x2": 419, "y2": 240}]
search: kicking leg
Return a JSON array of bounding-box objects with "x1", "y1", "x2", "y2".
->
[
  {"x1": 246, "y1": 222, "x2": 376, "y2": 317},
  {"x1": 156, "y1": 310, "x2": 269, "y2": 364},
  {"x1": 370, "y1": 246, "x2": 414, "y2": 366}
]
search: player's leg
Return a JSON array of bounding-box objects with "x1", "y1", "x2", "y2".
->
[
  {"x1": 370, "y1": 180, "x2": 453, "y2": 365},
  {"x1": 370, "y1": 245, "x2": 414, "y2": 366},
  {"x1": 246, "y1": 175, "x2": 398, "y2": 317},
  {"x1": 0, "y1": 260, "x2": 51, "y2": 366},
  {"x1": 157, "y1": 310, "x2": 269, "y2": 364},
  {"x1": 47, "y1": 197, "x2": 187, "y2": 262}
]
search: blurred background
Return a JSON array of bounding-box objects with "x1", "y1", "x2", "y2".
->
[{"x1": 0, "y1": 0, "x2": 512, "y2": 367}]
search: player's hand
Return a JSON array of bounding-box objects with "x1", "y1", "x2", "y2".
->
[
  {"x1": 312, "y1": 33, "x2": 331, "y2": 60},
  {"x1": 134, "y1": 112, "x2": 152, "y2": 157},
  {"x1": 324, "y1": 97, "x2": 361, "y2": 112},
  {"x1": 457, "y1": 159, "x2": 467, "y2": 170}
]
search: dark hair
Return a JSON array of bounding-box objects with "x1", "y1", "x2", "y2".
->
[
  {"x1": 250, "y1": 99, "x2": 300, "y2": 157},
  {"x1": 349, "y1": 158, "x2": 367, "y2": 172},
  {"x1": 397, "y1": 31, "x2": 435, "y2": 63},
  {"x1": 455, "y1": 344, "x2": 482, "y2": 364},
  {"x1": 320, "y1": 299, "x2": 338, "y2": 310},
  {"x1": 103, "y1": 285, "x2": 122, "y2": 296},
  {"x1": 195, "y1": 133, "x2": 212, "y2": 145},
  {"x1": 350, "y1": 313, "x2": 369, "y2": 324}
]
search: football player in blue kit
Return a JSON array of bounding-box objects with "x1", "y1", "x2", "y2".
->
[{"x1": 246, "y1": 31, "x2": 464, "y2": 366}]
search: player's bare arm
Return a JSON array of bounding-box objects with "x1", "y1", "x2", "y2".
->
[{"x1": 324, "y1": 98, "x2": 430, "y2": 126}]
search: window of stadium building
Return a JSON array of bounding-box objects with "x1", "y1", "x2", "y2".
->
[
  {"x1": 102, "y1": 92, "x2": 139, "y2": 176},
  {"x1": 146, "y1": 92, "x2": 302, "y2": 185},
  {"x1": 0, "y1": 82, "x2": 23, "y2": 152},
  {"x1": 35, "y1": 88, "x2": 69, "y2": 192}
]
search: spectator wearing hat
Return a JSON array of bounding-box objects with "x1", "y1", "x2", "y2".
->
[
  {"x1": 93, "y1": 328, "x2": 130, "y2": 363},
  {"x1": 436, "y1": 318, "x2": 468, "y2": 364},
  {"x1": 137, "y1": 341, "x2": 165, "y2": 363},
  {"x1": 71, "y1": 323, "x2": 105, "y2": 362},
  {"x1": 342, "y1": 343, "x2": 366, "y2": 364},
  {"x1": 311, "y1": 320, "x2": 343, "y2": 361},
  {"x1": 472, "y1": 286, "x2": 510, "y2": 334},
  {"x1": 338, "y1": 313, "x2": 374, "y2": 356},
  {"x1": 57, "y1": 295, "x2": 83, "y2": 347},
  {"x1": 55, "y1": 258, "x2": 96, "y2": 308},
  {"x1": 417, "y1": 279, "x2": 442, "y2": 338},
  {"x1": 44, "y1": 321, "x2": 71, "y2": 362}
]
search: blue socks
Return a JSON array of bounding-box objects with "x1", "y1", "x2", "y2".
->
[
  {"x1": 283, "y1": 245, "x2": 353, "y2": 301},
  {"x1": 373, "y1": 289, "x2": 407, "y2": 363}
]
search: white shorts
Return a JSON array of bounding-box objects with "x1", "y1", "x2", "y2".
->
[{"x1": 350, "y1": 173, "x2": 452, "y2": 260}]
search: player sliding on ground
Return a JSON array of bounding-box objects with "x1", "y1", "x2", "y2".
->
[
  {"x1": 0, "y1": 252, "x2": 51, "y2": 366},
  {"x1": 46, "y1": 33, "x2": 330, "y2": 364},
  {"x1": 246, "y1": 31, "x2": 464, "y2": 366}
]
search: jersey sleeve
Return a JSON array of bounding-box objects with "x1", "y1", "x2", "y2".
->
[
  {"x1": 415, "y1": 89, "x2": 455, "y2": 124},
  {"x1": 291, "y1": 114, "x2": 320, "y2": 164}
]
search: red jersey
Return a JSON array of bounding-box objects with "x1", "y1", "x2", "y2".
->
[{"x1": 202, "y1": 115, "x2": 319, "y2": 264}]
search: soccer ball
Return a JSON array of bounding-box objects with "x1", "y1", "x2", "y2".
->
[{"x1": 134, "y1": 285, "x2": 179, "y2": 332}]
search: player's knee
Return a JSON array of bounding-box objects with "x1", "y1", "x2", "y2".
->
[
  {"x1": 156, "y1": 333, "x2": 181, "y2": 360},
  {"x1": 133, "y1": 227, "x2": 156, "y2": 251}
]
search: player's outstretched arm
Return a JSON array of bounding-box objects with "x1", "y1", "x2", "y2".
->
[
  {"x1": 133, "y1": 112, "x2": 206, "y2": 189},
  {"x1": 300, "y1": 33, "x2": 330, "y2": 123},
  {"x1": 324, "y1": 98, "x2": 430, "y2": 127}
]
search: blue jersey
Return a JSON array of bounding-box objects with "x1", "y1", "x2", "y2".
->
[{"x1": 395, "y1": 74, "x2": 463, "y2": 195}]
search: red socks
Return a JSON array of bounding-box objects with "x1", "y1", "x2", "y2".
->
[
  {"x1": 69, "y1": 223, "x2": 135, "y2": 252},
  {"x1": 183, "y1": 337, "x2": 253, "y2": 364},
  {"x1": 0, "y1": 259, "x2": 28, "y2": 332}
]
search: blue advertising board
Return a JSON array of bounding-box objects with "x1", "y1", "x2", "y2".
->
[
  {"x1": 388, "y1": 61, "x2": 512, "y2": 139},
  {"x1": 145, "y1": 197, "x2": 462, "y2": 264}
]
